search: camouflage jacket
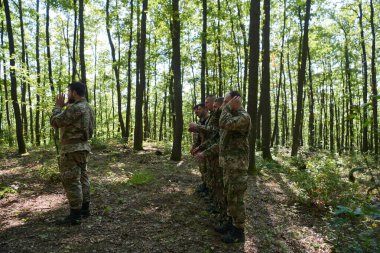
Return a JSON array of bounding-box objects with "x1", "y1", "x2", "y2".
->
[
  {"x1": 219, "y1": 104, "x2": 251, "y2": 158},
  {"x1": 199, "y1": 108, "x2": 222, "y2": 155},
  {"x1": 192, "y1": 115, "x2": 209, "y2": 149},
  {"x1": 50, "y1": 98, "x2": 95, "y2": 154}
]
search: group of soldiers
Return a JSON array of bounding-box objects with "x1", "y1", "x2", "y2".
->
[
  {"x1": 50, "y1": 82, "x2": 251, "y2": 245},
  {"x1": 188, "y1": 91, "x2": 251, "y2": 243}
]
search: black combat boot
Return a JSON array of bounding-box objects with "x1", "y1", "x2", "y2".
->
[
  {"x1": 214, "y1": 217, "x2": 233, "y2": 234},
  {"x1": 81, "y1": 202, "x2": 90, "y2": 218},
  {"x1": 221, "y1": 225, "x2": 245, "y2": 243},
  {"x1": 195, "y1": 183, "x2": 208, "y2": 194},
  {"x1": 56, "y1": 209, "x2": 82, "y2": 226}
]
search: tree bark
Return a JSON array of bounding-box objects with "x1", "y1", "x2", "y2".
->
[
  {"x1": 125, "y1": 0, "x2": 134, "y2": 142},
  {"x1": 106, "y1": 0, "x2": 126, "y2": 139},
  {"x1": 261, "y1": 0, "x2": 272, "y2": 160},
  {"x1": 46, "y1": 0, "x2": 54, "y2": 95},
  {"x1": 291, "y1": 0, "x2": 311, "y2": 156},
  {"x1": 134, "y1": 0, "x2": 147, "y2": 150},
  {"x1": 170, "y1": 0, "x2": 183, "y2": 161},
  {"x1": 79, "y1": 0, "x2": 88, "y2": 99},
  {"x1": 247, "y1": 0, "x2": 260, "y2": 174},
  {"x1": 370, "y1": 0, "x2": 378, "y2": 157},
  {"x1": 200, "y1": 0, "x2": 207, "y2": 103},
  {"x1": 3, "y1": 0, "x2": 26, "y2": 154}
]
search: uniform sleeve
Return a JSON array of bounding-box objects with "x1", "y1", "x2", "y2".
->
[
  {"x1": 203, "y1": 142, "x2": 219, "y2": 157},
  {"x1": 219, "y1": 105, "x2": 251, "y2": 131},
  {"x1": 50, "y1": 105, "x2": 82, "y2": 128}
]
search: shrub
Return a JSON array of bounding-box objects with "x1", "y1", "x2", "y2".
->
[{"x1": 127, "y1": 171, "x2": 154, "y2": 186}]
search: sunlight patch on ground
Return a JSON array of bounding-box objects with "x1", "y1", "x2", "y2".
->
[
  {"x1": 0, "y1": 193, "x2": 65, "y2": 231},
  {"x1": 286, "y1": 225, "x2": 332, "y2": 252}
]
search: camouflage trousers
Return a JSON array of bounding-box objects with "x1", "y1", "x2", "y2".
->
[
  {"x1": 199, "y1": 161, "x2": 207, "y2": 185},
  {"x1": 60, "y1": 150, "x2": 90, "y2": 210},
  {"x1": 223, "y1": 163, "x2": 248, "y2": 229},
  {"x1": 206, "y1": 157, "x2": 225, "y2": 212}
]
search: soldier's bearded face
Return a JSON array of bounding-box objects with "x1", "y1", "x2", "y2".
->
[{"x1": 67, "y1": 90, "x2": 75, "y2": 104}]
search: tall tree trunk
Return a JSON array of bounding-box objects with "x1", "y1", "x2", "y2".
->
[
  {"x1": 93, "y1": 39, "x2": 97, "y2": 137},
  {"x1": 247, "y1": 0, "x2": 260, "y2": 174},
  {"x1": 216, "y1": 0, "x2": 223, "y2": 97},
  {"x1": 359, "y1": 1, "x2": 368, "y2": 153},
  {"x1": 46, "y1": 0, "x2": 54, "y2": 95},
  {"x1": 134, "y1": 0, "x2": 147, "y2": 150},
  {"x1": 370, "y1": 0, "x2": 378, "y2": 157},
  {"x1": 237, "y1": 2, "x2": 248, "y2": 106},
  {"x1": 106, "y1": 0, "x2": 126, "y2": 138},
  {"x1": 35, "y1": 0, "x2": 41, "y2": 146},
  {"x1": 3, "y1": 0, "x2": 26, "y2": 154},
  {"x1": 170, "y1": 0, "x2": 183, "y2": 161},
  {"x1": 79, "y1": 0, "x2": 88, "y2": 99},
  {"x1": 1, "y1": 21, "x2": 12, "y2": 146},
  {"x1": 200, "y1": 0, "x2": 207, "y2": 103},
  {"x1": 72, "y1": 0, "x2": 78, "y2": 81},
  {"x1": 261, "y1": 0, "x2": 272, "y2": 160},
  {"x1": 291, "y1": 0, "x2": 311, "y2": 156},
  {"x1": 125, "y1": 0, "x2": 134, "y2": 142},
  {"x1": 307, "y1": 48, "x2": 315, "y2": 148},
  {"x1": 17, "y1": 0, "x2": 28, "y2": 142}
]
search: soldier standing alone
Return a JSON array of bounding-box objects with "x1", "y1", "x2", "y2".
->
[{"x1": 50, "y1": 82, "x2": 95, "y2": 225}]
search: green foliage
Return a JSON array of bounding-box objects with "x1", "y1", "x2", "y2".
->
[
  {"x1": 91, "y1": 138, "x2": 109, "y2": 150},
  {"x1": 288, "y1": 154, "x2": 361, "y2": 207},
  {"x1": 0, "y1": 182, "x2": 17, "y2": 199},
  {"x1": 38, "y1": 164, "x2": 60, "y2": 184},
  {"x1": 127, "y1": 170, "x2": 154, "y2": 186}
]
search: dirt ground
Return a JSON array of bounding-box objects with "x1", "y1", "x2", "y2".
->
[{"x1": 0, "y1": 144, "x2": 334, "y2": 253}]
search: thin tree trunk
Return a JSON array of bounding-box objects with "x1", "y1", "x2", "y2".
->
[
  {"x1": 35, "y1": 0, "x2": 41, "y2": 146},
  {"x1": 79, "y1": 0, "x2": 88, "y2": 99},
  {"x1": 370, "y1": 0, "x2": 378, "y2": 157},
  {"x1": 247, "y1": 0, "x2": 260, "y2": 173},
  {"x1": 308, "y1": 48, "x2": 315, "y2": 148},
  {"x1": 359, "y1": 1, "x2": 368, "y2": 152},
  {"x1": 106, "y1": 0, "x2": 126, "y2": 138},
  {"x1": 46, "y1": 0, "x2": 54, "y2": 95},
  {"x1": 200, "y1": 0, "x2": 207, "y2": 103},
  {"x1": 134, "y1": 0, "x2": 147, "y2": 150},
  {"x1": 72, "y1": 0, "x2": 78, "y2": 81},
  {"x1": 4, "y1": 0, "x2": 26, "y2": 154},
  {"x1": 261, "y1": 0, "x2": 272, "y2": 160},
  {"x1": 291, "y1": 0, "x2": 311, "y2": 156},
  {"x1": 170, "y1": 0, "x2": 183, "y2": 161},
  {"x1": 125, "y1": 0, "x2": 134, "y2": 142}
]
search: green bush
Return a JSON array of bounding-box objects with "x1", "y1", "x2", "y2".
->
[
  {"x1": 91, "y1": 138, "x2": 108, "y2": 150},
  {"x1": 289, "y1": 155, "x2": 361, "y2": 207},
  {"x1": 38, "y1": 164, "x2": 60, "y2": 184},
  {"x1": 0, "y1": 182, "x2": 16, "y2": 198},
  {"x1": 127, "y1": 171, "x2": 154, "y2": 186}
]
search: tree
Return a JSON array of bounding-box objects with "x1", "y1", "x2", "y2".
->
[
  {"x1": 79, "y1": 0, "x2": 88, "y2": 99},
  {"x1": 261, "y1": 0, "x2": 272, "y2": 160},
  {"x1": 291, "y1": 0, "x2": 311, "y2": 157},
  {"x1": 134, "y1": 0, "x2": 148, "y2": 150},
  {"x1": 170, "y1": 0, "x2": 183, "y2": 161},
  {"x1": 247, "y1": 0, "x2": 260, "y2": 174},
  {"x1": 3, "y1": 0, "x2": 26, "y2": 154}
]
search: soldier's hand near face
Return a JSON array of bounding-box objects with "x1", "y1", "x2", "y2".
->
[
  {"x1": 55, "y1": 93, "x2": 66, "y2": 108},
  {"x1": 188, "y1": 122, "x2": 198, "y2": 132},
  {"x1": 228, "y1": 96, "x2": 241, "y2": 111},
  {"x1": 195, "y1": 152, "x2": 205, "y2": 162}
]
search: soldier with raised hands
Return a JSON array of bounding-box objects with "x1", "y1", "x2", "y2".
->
[{"x1": 50, "y1": 81, "x2": 95, "y2": 225}]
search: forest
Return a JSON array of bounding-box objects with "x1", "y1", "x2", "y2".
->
[{"x1": 0, "y1": 0, "x2": 379, "y2": 252}]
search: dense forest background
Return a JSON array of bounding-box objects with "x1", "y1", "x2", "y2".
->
[
  {"x1": 1, "y1": 0, "x2": 380, "y2": 251},
  {"x1": 0, "y1": 0, "x2": 379, "y2": 164}
]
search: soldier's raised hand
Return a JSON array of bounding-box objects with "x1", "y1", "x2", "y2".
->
[
  {"x1": 228, "y1": 96, "x2": 241, "y2": 111},
  {"x1": 55, "y1": 93, "x2": 66, "y2": 108}
]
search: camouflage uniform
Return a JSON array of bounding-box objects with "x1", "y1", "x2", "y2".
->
[
  {"x1": 193, "y1": 116, "x2": 208, "y2": 184},
  {"x1": 199, "y1": 108, "x2": 222, "y2": 201},
  {"x1": 219, "y1": 104, "x2": 251, "y2": 229},
  {"x1": 50, "y1": 98, "x2": 94, "y2": 210}
]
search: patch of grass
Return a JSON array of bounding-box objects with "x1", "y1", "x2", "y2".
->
[
  {"x1": 127, "y1": 170, "x2": 154, "y2": 186},
  {"x1": 38, "y1": 164, "x2": 60, "y2": 183},
  {"x1": 91, "y1": 138, "x2": 108, "y2": 150},
  {"x1": 0, "y1": 182, "x2": 17, "y2": 198}
]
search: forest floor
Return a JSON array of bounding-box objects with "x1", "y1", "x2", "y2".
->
[{"x1": 0, "y1": 142, "x2": 379, "y2": 253}]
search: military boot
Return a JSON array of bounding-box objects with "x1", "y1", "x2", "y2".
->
[
  {"x1": 221, "y1": 225, "x2": 245, "y2": 243},
  {"x1": 56, "y1": 209, "x2": 82, "y2": 226},
  {"x1": 214, "y1": 217, "x2": 232, "y2": 234},
  {"x1": 81, "y1": 202, "x2": 90, "y2": 218}
]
